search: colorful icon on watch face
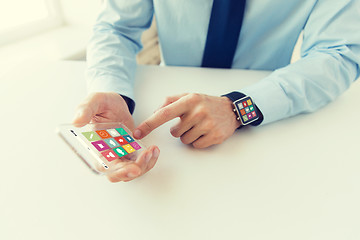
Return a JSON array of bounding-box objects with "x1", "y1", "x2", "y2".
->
[{"x1": 235, "y1": 96, "x2": 259, "y2": 125}]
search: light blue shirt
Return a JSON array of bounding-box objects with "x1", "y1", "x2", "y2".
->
[{"x1": 86, "y1": 0, "x2": 360, "y2": 125}]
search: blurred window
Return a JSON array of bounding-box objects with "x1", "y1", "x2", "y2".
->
[{"x1": 0, "y1": 0, "x2": 63, "y2": 45}]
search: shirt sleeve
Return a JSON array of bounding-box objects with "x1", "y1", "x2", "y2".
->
[
  {"x1": 240, "y1": 0, "x2": 360, "y2": 125},
  {"x1": 86, "y1": 0, "x2": 154, "y2": 103}
]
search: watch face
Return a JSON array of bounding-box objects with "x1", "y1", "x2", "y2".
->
[{"x1": 234, "y1": 96, "x2": 259, "y2": 125}]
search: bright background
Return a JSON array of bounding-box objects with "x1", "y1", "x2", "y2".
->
[
  {"x1": 0, "y1": 0, "x2": 101, "y2": 77},
  {"x1": 0, "y1": 0, "x2": 49, "y2": 32},
  {"x1": 0, "y1": 0, "x2": 301, "y2": 78}
]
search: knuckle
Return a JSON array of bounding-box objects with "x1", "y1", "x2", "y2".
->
[
  {"x1": 180, "y1": 136, "x2": 191, "y2": 145},
  {"x1": 170, "y1": 128, "x2": 180, "y2": 138},
  {"x1": 158, "y1": 107, "x2": 172, "y2": 119},
  {"x1": 193, "y1": 110, "x2": 206, "y2": 119},
  {"x1": 192, "y1": 141, "x2": 205, "y2": 149},
  {"x1": 186, "y1": 93, "x2": 202, "y2": 104},
  {"x1": 143, "y1": 120, "x2": 153, "y2": 132},
  {"x1": 202, "y1": 121, "x2": 215, "y2": 132},
  {"x1": 196, "y1": 105, "x2": 210, "y2": 116}
]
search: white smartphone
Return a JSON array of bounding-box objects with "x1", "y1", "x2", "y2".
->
[{"x1": 57, "y1": 122, "x2": 146, "y2": 175}]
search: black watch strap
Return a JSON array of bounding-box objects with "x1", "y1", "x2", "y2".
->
[{"x1": 222, "y1": 91, "x2": 264, "y2": 127}]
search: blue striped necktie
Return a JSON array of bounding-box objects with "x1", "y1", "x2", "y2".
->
[{"x1": 202, "y1": 0, "x2": 247, "y2": 68}]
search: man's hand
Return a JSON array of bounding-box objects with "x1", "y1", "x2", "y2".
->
[
  {"x1": 72, "y1": 92, "x2": 160, "y2": 182},
  {"x1": 73, "y1": 92, "x2": 134, "y2": 129},
  {"x1": 133, "y1": 93, "x2": 241, "y2": 148}
]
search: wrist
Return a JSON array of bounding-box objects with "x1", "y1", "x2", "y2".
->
[{"x1": 221, "y1": 96, "x2": 242, "y2": 130}]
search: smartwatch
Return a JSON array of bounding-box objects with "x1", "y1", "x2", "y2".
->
[{"x1": 222, "y1": 91, "x2": 263, "y2": 127}]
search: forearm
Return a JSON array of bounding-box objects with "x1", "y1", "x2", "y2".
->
[
  {"x1": 241, "y1": 0, "x2": 360, "y2": 125},
  {"x1": 86, "y1": 0, "x2": 154, "y2": 102},
  {"x1": 241, "y1": 49, "x2": 359, "y2": 125}
]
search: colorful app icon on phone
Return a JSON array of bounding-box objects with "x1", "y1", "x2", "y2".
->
[
  {"x1": 113, "y1": 146, "x2": 128, "y2": 157},
  {"x1": 114, "y1": 136, "x2": 128, "y2": 145},
  {"x1": 101, "y1": 150, "x2": 118, "y2": 162},
  {"x1": 123, "y1": 144, "x2": 135, "y2": 154},
  {"x1": 107, "y1": 129, "x2": 121, "y2": 137},
  {"x1": 116, "y1": 128, "x2": 128, "y2": 135},
  {"x1": 82, "y1": 131, "x2": 101, "y2": 142},
  {"x1": 104, "y1": 138, "x2": 120, "y2": 148},
  {"x1": 91, "y1": 140, "x2": 110, "y2": 151},
  {"x1": 130, "y1": 142, "x2": 141, "y2": 150},
  {"x1": 123, "y1": 135, "x2": 134, "y2": 143},
  {"x1": 96, "y1": 130, "x2": 111, "y2": 139}
]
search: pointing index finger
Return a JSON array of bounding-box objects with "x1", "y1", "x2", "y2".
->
[{"x1": 134, "y1": 98, "x2": 188, "y2": 139}]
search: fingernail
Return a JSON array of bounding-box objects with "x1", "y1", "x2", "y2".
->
[
  {"x1": 127, "y1": 172, "x2": 139, "y2": 178},
  {"x1": 133, "y1": 129, "x2": 141, "y2": 138},
  {"x1": 145, "y1": 152, "x2": 152, "y2": 163},
  {"x1": 153, "y1": 148, "x2": 160, "y2": 159}
]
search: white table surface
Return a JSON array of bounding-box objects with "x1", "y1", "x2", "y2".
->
[{"x1": 0, "y1": 61, "x2": 359, "y2": 240}]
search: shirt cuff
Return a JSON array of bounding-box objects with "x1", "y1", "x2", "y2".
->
[
  {"x1": 120, "y1": 95, "x2": 135, "y2": 115},
  {"x1": 240, "y1": 78, "x2": 290, "y2": 125}
]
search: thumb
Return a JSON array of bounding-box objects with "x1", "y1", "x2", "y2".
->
[
  {"x1": 72, "y1": 109, "x2": 90, "y2": 127},
  {"x1": 72, "y1": 93, "x2": 102, "y2": 127},
  {"x1": 72, "y1": 103, "x2": 98, "y2": 127}
]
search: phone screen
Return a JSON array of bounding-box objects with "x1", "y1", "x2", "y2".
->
[
  {"x1": 81, "y1": 128, "x2": 142, "y2": 162},
  {"x1": 57, "y1": 122, "x2": 146, "y2": 175}
]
